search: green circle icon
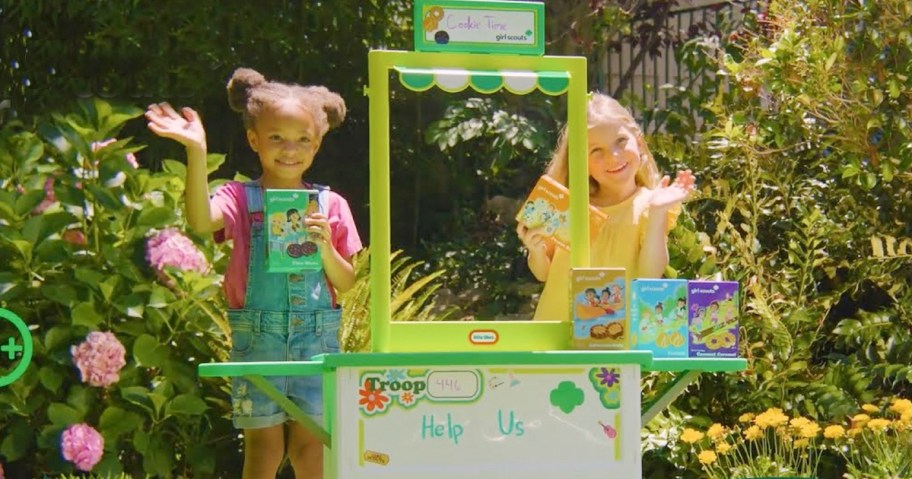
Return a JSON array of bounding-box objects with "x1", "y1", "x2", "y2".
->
[{"x1": 0, "y1": 308, "x2": 33, "y2": 387}]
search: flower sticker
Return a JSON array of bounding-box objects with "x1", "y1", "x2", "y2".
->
[
  {"x1": 589, "y1": 367, "x2": 622, "y2": 410},
  {"x1": 359, "y1": 379, "x2": 390, "y2": 414}
]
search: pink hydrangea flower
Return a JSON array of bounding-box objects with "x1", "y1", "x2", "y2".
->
[
  {"x1": 145, "y1": 228, "x2": 210, "y2": 284},
  {"x1": 71, "y1": 331, "x2": 126, "y2": 388},
  {"x1": 92, "y1": 138, "x2": 139, "y2": 168},
  {"x1": 60, "y1": 423, "x2": 104, "y2": 471}
]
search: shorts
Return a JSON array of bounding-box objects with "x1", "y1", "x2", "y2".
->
[{"x1": 227, "y1": 308, "x2": 341, "y2": 429}]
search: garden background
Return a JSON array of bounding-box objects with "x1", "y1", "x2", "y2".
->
[{"x1": 0, "y1": 0, "x2": 910, "y2": 477}]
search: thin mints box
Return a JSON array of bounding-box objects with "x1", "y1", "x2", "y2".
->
[{"x1": 264, "y1": 189, "x2": 322, "y2": 272}]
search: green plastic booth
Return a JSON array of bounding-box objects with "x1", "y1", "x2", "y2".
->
[{"x1": 199, "y1": 2, "x2": 745, "y2": 477}]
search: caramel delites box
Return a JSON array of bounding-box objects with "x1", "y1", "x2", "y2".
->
[
  {"x1": 570, "y1": 268, "x2": 627, "y2": 350},
  {"x1": 687, "y1": 281, "x2": 740, "y2": 358},
  {"x1": 630, "y1": 279, "x2": 689, "y2": 358},
  {"x1": 264, "y1": 189, "x2": 322, "y2": 272},
  {"x1": 515, "y1": 175, "x2": 608, "y2": 250}
]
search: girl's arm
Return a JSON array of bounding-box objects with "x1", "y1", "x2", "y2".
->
[
  {"x1": 145, "y1": 103, "x2": 224, "y2": 234},
  {"x1": 517, "y1": 224, "x2": 554, "y2": 281},
  {"x1": 638, "y1": 170, "x2": 696, "y2": 277}
]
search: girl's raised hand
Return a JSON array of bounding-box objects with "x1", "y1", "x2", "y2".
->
[
  {"x1": 145, "y1": 103, "x2": 207, "y2": 151},
  {"x1": 649, "y1": 169, "x2": 696, "y2": 211}
]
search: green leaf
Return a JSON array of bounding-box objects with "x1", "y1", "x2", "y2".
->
[
  {"x1": 47, "y1": 402, "x2": 84, "y2": 425},
  {"x1": 122, "y1": 386, "x2": 156, "y2": 415},
  {"x1": 86, "y1": 183, "x2": 125, "y2": 211},
  {"x1": 136, "y1": 206, "x2": 176, "y2": 227},
  {"x1": 0, "y1": 420, "x2": 33, "y2": 461},
  {"x1": 75, "y1": 267, "x2": 106, "y2": 287},
  {"x1": 142, "y1": 435, "x2": 175, "y2": 477},
  {"x1": 165, "y1": 393, "x2": 208, "y2": 416},
  {"x1": 39, "y1": 366, "x2": 65, "y2": 393},
  {"x1": 206, "y1": 153, "x2": 226, "y2": 174},
  {"x1": 148, "y1": 284, "x2": 176, "y2": 308},
  {"x1": 43, "y1": 325, "x2": 73, "y2": 351},
  {"x1": 99, "y1": 406, "x2": 143, "y2": 439},
  {"x1": 162, "y1": 159, "x2": 187, "y2": 177},
  {"x1": 133, "y1": 334, "x2": 169, "y2": 368},
  {"x1": 72, "y1": 301, "x2": 104, "y2": 328},
  {"x1": 15, "y1": 189, "x2": 47, "y2": 216},
  {"x1": 41, "y1": 283, "x2": 78, "y2": 306}
]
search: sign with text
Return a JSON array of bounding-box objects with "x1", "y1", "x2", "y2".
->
[
  {"x1": 335, "y1": 364, "x2": 641, "y2": 478},
  {"x1": 414, "y1": 0, "x2": 545, "y2": 55}
]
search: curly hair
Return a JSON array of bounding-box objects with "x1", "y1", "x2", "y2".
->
[{"x1": 226, "y1": 67, "x2": 346, "y2": 137}]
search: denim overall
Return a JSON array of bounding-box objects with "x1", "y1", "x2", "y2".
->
[{"x1": 228, "y1": 181, "x2": 341, "y2": 429}]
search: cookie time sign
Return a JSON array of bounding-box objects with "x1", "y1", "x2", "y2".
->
[{"x1": 414, "y1": 0, "x2": 545, "y2": 55}]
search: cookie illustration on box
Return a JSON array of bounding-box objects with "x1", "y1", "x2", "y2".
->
[
  {"x1": 630, "y1": 279, "x2": 688, "y2": 358},
  {"x1": 515, "y1": 175, "x2": 608, "y2": 250},
  {"x1": 571, "y1": 268, "x2": 627, "y2": 350},
  {"x1": 687, "y1": 280, "x2": 739, "y2": 358},
  {"x1": 264, "y1": 189, "x2": 322, "y2": 272}
]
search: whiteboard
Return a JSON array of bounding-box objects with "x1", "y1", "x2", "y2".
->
[{"x1": 334, "y1": 363, "x2": 641, "y2": 478}]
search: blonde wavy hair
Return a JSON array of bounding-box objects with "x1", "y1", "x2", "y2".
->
[{"x1": 545, "y1": 92, "x2": 660, "y2": 194}]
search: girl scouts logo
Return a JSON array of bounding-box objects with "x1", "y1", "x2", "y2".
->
[{"x1": 0, "y1": 308, "x2": 33, "y2": 387}]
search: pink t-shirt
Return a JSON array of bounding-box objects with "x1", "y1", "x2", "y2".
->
[{"x1": 211, "y1": 181, "x2": 363, "y2": 309}]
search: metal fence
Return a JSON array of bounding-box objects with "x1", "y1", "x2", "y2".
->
[{"x1": 597, "y1": 0, "x2": 757, "y2": 132}]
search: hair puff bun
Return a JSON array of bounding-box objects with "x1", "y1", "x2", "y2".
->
[{"x1": 227, "y1": 68, "x2": 267, "y2": 112}]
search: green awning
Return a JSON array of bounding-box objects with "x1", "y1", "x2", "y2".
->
[{"x1": 395, "y1": 67, "x2": 570, "y2": 96}]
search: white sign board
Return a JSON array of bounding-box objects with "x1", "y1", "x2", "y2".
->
[{"x1": 335, "y1": 364, "x2": 641, "y2": 478}]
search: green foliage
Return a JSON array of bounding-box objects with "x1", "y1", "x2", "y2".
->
[
  {"x1": 646, "y1": 0, "x2": 912, "y2": 475},
  {"x1": 338, "y1": 249, "x2": 450, "y2": 353},
  {"x1": 0, "y1": 98, "x2": 237, "y2": 477}
]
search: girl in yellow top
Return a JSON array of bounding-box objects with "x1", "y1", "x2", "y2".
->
[{"x1": 517, "y1": 93, "x2": 696, "y2": 321}]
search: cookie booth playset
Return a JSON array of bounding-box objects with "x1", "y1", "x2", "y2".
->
[{"x1": 199, "y1": 2, "x2": 746, "y2": 478}]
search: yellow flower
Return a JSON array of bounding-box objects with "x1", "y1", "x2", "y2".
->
[
  {"x1": 789, "y1": 417, "x2": 811, "y2": 432},
  {"x1": 738, "y1": 413, "x2": 755, "y2": 423},
  {"x1": 794, "y1": 438, "x2": 810, "y2": 448},
  {"x1": 744, "y1": 425, "x2": 763, "y2": 441},
  {"x1": 698, "y1": 450, "x2": 718, "y2": 465},
  {"x1": 889, "y1": 398, "x2": 912, "y2": 415},
  {"x1": 852, "y1": 414, "x2": 871, "y2": 428},
  {"x1": 823, "y1": 425, "x2": 846, "y2": 439},
  {"x1": 716, "y1": 442, "x2": 732, "y2": 454},
  {"x1": 680, "y1": 428, "x2": 705, "y2": 444},
  {"x1": 861, "y1": 403, "x2": 880, "y2": 413},
  {"x1": 755, "y1": 408, "x2": 789, "y2": 429},
  {"x1": 901, "y1": 410, "x2": 912, "y2": 424},
  {"x1": 847, "y1": 427, "x2": 863, "y2": 437},
  {"x1": 707, "y1": 423, "x2": 725, "y2": 440},
  {"x1": 866, "y1": 418, "x2": 891, "y2": 431},
  {"x1": 799, "y1": 422, "x2": 820, "y2": 439}
]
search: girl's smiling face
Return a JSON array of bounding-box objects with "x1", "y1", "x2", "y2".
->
[
  {"x1": 247, "y1": 100, "x2": 319, "y2": 188},
  {"x1": 587, "y1": 122, "x2": 644, "y2": 202}
]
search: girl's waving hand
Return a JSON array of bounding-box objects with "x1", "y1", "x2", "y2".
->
[
  {"x1": 649, "y1": 169, "x2": 696, "y2": 211},
  {"x1": 145, "y1": 102, "x2": 207, "y2": 151}
]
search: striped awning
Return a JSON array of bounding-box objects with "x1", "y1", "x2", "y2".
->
[{"x1": 395, "y1": 67, "x2": 570, "y2": 96}]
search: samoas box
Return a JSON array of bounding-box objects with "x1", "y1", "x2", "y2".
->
[
  {"x1": 570, "y1": 268, "x2": 627, "y2": 350},
  {"x1": 687, "y1": 280, "x2": 739, "y2": 358},
  {"x1": 630, "y1": 279, "x2": 688, "y2": 358},
  {"x1": 264, "y1": 189, "x2": 322, "y2": 272}
]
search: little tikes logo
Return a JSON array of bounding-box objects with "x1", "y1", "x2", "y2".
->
[{"x1": 469, "y1": 329, "x2": 498, "y2": 345}]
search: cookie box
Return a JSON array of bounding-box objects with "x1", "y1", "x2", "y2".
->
[
  {"x1": 630, "y1": 279, "x2": 688, "y2": 358},
  {"x1": 570, "y1": 268, "x2": 627, "y2": 350},
  {"x1": 687, "y1": 280, "x2": 739, "y2": 358},
  {"x1": 264, "y1": 189, "x2": 323, "y2": 272}
]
